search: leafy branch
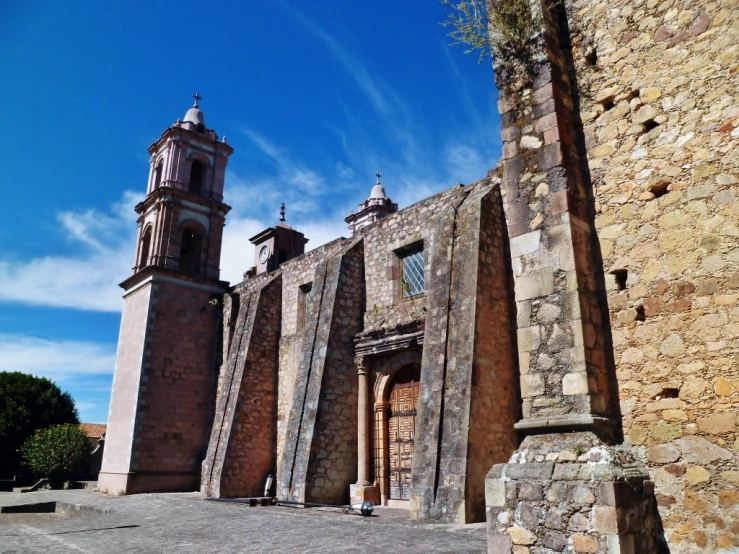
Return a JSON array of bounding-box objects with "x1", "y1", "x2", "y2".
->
[{"x1": 440, "y1": 0, "x2": 558, "y2": 67}]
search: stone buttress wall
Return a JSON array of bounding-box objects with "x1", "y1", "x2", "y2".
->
[
  {"x1": 466, "y1": 184, "x2": 522, "y2": 522},
  {"x1": 201, "y1": 273, "x2": 281, "y2": 498},
  {"x1": 277, "y1": 239, "x2": 364, "y2": 504},
  {"x1": 410, "y1": 181, "x2": 520, "y2": 524},
  {"x1": 486, "y1": 0, "x2": 664, "y2": 551},
  {"x1": 272, "y1": 238, "x2": 349, "y2": 470},
  {"x1": 569, "y1": 0, "x2": 739, "y2": 551}
]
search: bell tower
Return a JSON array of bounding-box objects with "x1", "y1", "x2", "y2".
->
[{"x1": 99, "y1": 96, "x2": 234, "y2": 495}]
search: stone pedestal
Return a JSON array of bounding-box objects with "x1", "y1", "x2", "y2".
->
[
  {"x1": 350, "y1": 484, "x2": 380, "y2": 506},
  {"x1": 486, "y1": 432, "x2": 666, "y2": 554}
]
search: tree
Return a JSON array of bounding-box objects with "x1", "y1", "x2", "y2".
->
[
  {"x1": 22, "y1": 424, "x2": 91, "y2": 485},
  {"x1": 0, "y1": 372, "x2": 79, "y2": 477}
]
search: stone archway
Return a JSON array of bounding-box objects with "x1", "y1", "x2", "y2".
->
[{"x1": 372, "y1": 350, "x2": 422, "y2": 506}]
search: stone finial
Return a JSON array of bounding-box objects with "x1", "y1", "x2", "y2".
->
[{"x1": 280, "y1": 203, "x2": 286, "y2": 223}]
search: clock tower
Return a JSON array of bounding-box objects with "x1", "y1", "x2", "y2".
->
[
  {"x1": 248, "y1": 204, "x2": 308, "y2": 275},
  {"x1": 98, "y1": 96, "x2": 234, "y2": 495}
]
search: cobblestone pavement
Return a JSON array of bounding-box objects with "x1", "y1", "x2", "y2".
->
[{"x1": 0, "y1": 490, "x2": 487, "y2": 553}]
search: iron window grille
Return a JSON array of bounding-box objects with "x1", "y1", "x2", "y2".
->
[{"x1": 400, "y1": 250, "x2": 425, "y2": 298}]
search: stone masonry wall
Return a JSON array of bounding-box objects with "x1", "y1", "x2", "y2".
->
[
  {"x1": 411, "y1": 181, "x2": 520, "y2": 524},
  {"x1": 277, "y1": 239, "x2": 364, "y2": 504},
  {"x1": 466, "y1": 185, "x2": 522, "y2": 522},
  {"x1": 128, "y1": 278, "x2": 223, "y2": 493},
  {"x1": 567, "y1": 0, "x2": 739, "y2": 551},
  {"x1": 99, "y1": 284, "x2": 152, "y2": 494},
  {"x1": 270, "y1": 238, "x2": 349, "y2": 469},
  {"x1": 201, "y1": 274, "x2": 281, "y2": 498},
  {"x1": 362, "y1": 186, "x2": 476, "y2": 334}
]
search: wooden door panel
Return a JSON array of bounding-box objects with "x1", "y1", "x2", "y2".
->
[{"x1": 388, "y1": 381, "x2": 419, "y2": 501}]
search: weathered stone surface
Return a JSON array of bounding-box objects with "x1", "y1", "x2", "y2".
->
[
  {"x1": 697, "y1": 413, "x2": 736, "y2": 434},
  {"x1": 676, "y1": 436, "x2": 734, "y2": 464},
  {"x1": 507, "y1": 526, "x2": 537, "y2": 546},
  {"x1": 646, "y1": 444, "x2": 680, "y2": 464},
  {"x1": 685, "y1": 466, "x2": 711, "y2": 485}
]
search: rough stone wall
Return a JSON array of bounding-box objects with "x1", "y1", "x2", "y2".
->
[
  {"x1": 411, "y1": 182, "x2": 520, "y2": 524},
  {"x1": 567, "y1": 0, "x2": 739, "y2": 551},
  {"x1": 486, "y1": 432, "x2": 664, "y2": 554},
  {"x1": 277, "y1": 239, "x2": 364, "y2": 504},
  {"x1": 271, "y1": 238, "x2": 349, "y2": 468},
  {"x1": 126, "y1": 278, "x2": 223, "y2": 493},
  {"x1": 466, "y1": 185, "x2": 521, "y2": 522},
  {"x1": 201, "y1": 274, "x2": 281, "y2": 498},
  {"x1": 362, "y1": 187, "x2": 472, "y2": 334}
]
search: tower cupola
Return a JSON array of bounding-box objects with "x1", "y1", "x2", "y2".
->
[{"x1": 345, "y1": 172, "x2": 398, "y2": 235}]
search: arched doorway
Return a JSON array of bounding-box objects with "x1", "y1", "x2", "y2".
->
[{"x1": 386, "y1": 363, "x2": 420, "y2": 502}]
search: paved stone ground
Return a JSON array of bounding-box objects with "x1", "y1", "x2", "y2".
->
[{"x1": 0, "y1": 490, "x2": 487, "y2": 553}]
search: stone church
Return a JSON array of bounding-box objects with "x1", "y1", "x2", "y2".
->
[{"x1": 99, "y1": 1, "x2": 739, "y2": 552}]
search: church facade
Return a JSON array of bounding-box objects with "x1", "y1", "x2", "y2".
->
[{"x1": 100, "y1": 1, "x2": 739, "y2": 551}]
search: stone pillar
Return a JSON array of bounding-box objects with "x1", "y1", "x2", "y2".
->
[
  {"x1": 485, "y1": 1, "x2": 664, "y2": 552},
  {"x1": 350, "y1": 356, "x2": 380, "y2": 505},
  {"x1": 356, "y1": 356, "x2": 370, "y2": 486}
]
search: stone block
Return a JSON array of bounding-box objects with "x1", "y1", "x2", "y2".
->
[
  {"x1": 517, "y1": 326, "x2": 542, "y2": 352},
  {"x1": 593, "y1": 506, "x2": 627, "y2": 535},
  {"x1": 487, "y1": 532, "x2": 513, "y2": 554},
  {"x1": 563, "y1": 372, "x2": 589, "y2": 395},
  {"x1": 572, "y1": 534, "x2": 598, "y2": 553},
  {"x1": 685, "y1": 466, "x2": 711, "y2": 485},
  {"x1": 518, "y1": 482, "x2": 543, "y2": 501},
  {"x1": 510, "y1": 231, "x2": 541, "y2": 258},
  {"x1": 697, "y1": 413, "x2": 736, "y2": 434},
  {"x1": 646, "y1": 444, "x2": 680, "y2": 464},
  {"x1": 505, "y1": 462, "x2": 554, "y2": 480},
  {"x1": 553, "y1": 464, "x2": 581, "y2": 480},
  {"x1": 606, "y1": 534, "x2": 635, "y2": 554},
  {"x1": 486, "y1": 478, "x2": 506, "y2": 507},
  {"x1": 507, "y1": 527, "x2": 536, "y2": 546},
  {"x1": 599, "y1": 482, "x2": 634, "y2": 508},
  {"x1": 520, "y1": 374, "x2": 545, "y2": 397},
  {"x1": 514, "y1": 268, "x2": 555, "y2": 301},
  {"x1": 676, "y1": 436, "x2": 733, "y2": 463}
]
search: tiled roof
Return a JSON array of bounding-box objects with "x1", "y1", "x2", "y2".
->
[{"x1": 80, "y1": 423, "x2": 107, "y2": 438}]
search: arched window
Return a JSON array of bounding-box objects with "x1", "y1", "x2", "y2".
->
[
  {"x1": 189, "y1": 159, "x2": 205, "y2": 195},
  {"x1": 153, "y1": 161, "x2": 163, "y2": 189},
  {"x1": 196, "y1": 123, "x2": 205, "y2": 134},
  {"x1": 179, "y1": 227, "x2": 203, "y2": 275},
  {"x1": 140, "y1": 227, "x2": 152, "y2": 269}
]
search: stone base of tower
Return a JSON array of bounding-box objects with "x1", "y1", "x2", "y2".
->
[
  {"x1": 485, "y1": 432, "x2": 667, "y2": 554},
  {"x1": 98, "y1": 471, "x2": 199, "y2": 495}
]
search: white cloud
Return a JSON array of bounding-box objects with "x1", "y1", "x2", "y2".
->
[
  {"x1": 0, "y1": 192, "x2": 141, "y2": 312},
  {"x1": 0, "y1": 334, "x2": 116, "y2": 378}
]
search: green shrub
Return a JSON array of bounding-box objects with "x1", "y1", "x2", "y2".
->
[{"x1": 22, "y1": 424, "x2": 91, "y2": 485}]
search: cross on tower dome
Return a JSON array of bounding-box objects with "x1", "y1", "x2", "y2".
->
[
  {"x1": 370, "y1": 170, "x2": 387, "y2": 199},
  {"x1": 192, "y1": 92, "x2": 202, "y2": 107}
]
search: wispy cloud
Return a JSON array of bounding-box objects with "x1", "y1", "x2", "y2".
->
[
  {"x1": 0, "y1": 334, "x2": 116, "y2": 377},
  {"x1": 0, "y1": 192, "x2": 141, "y2": 312},
  {"x1": 278, "y1": 3, "x2": 399, "y2": 117}
]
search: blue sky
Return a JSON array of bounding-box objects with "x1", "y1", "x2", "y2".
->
[{"x1": 0, "y1": 1, "x2": 501, "y2": 423}]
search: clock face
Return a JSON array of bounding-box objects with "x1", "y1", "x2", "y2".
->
[{"x1": 259, "y1": 245, "x2": 270, "y2": 264}]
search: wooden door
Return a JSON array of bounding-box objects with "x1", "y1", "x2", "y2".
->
[{"x1": 388, "y1": 380, "x2": 419, "y2": 500}]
